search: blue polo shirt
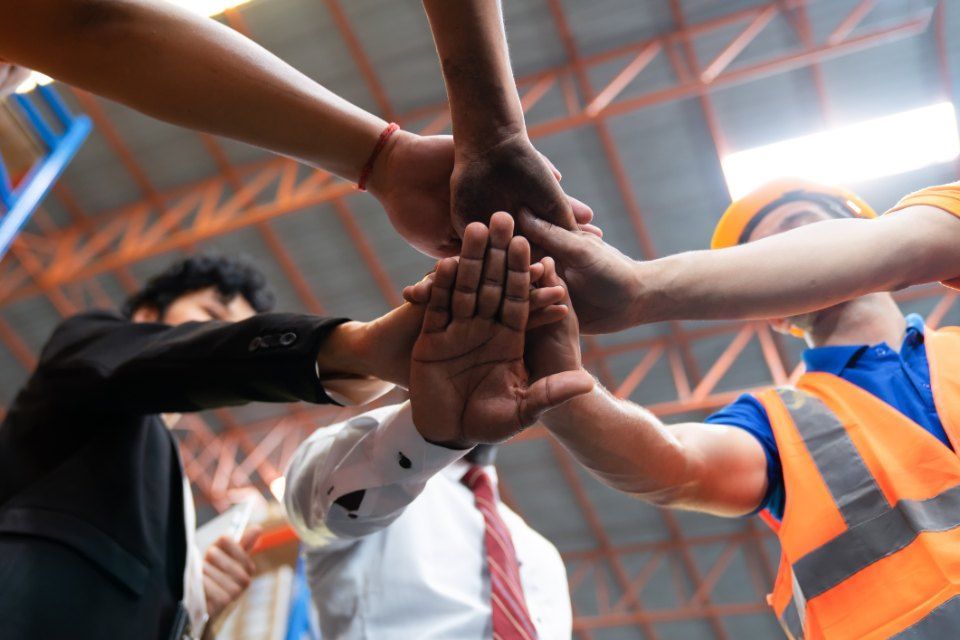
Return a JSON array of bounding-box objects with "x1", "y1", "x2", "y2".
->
[{"x1": 705, "y1": 314, "x2": 949, "y2": 520}]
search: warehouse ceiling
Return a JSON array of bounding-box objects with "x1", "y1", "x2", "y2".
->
[{"x1": 1, "y1": 0, "x2": 959, "y2": 637}]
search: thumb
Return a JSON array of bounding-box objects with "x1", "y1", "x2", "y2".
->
[
  {"x1": 520, "y1": 370, "x2": 595, "y2": 425},
  {"x1": 240, "y1": 525, "x2": 262, "y2": 551}
]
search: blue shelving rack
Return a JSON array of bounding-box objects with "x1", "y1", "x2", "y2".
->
[{"x1": 0, "y1": 85, "x2": 91, "y2": 260}]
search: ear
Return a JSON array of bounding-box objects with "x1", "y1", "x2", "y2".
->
[{"x1": 131, "y1": 305, "x2": 160, "y2": 323}]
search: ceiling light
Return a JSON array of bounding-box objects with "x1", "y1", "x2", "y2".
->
[
  {"x1": 166, "y1": 0, "x2": 253, "y2": 17},
  {"x1": 722, "y1": 102, "x2": 960, "y2": 199},
  {"x1": 14, "y1": 71, "x2": 53, "y2": 94}
]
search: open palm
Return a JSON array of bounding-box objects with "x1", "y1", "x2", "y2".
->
[{"x1": 410, "y1": 213, "x2": 593, "y2": 449}]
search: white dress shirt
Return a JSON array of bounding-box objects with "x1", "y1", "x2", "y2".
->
[{"x1": 284, "y1": 401, "x2": 572, "y2": 639}]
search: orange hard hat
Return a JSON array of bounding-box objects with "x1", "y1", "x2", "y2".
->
[{"x1": 711, "y1": 178, "x2": 877, "y2": 250}]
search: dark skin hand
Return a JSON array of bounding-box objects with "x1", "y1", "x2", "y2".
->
[
  {"x1": 409, "y1": 212, "x2": 594, "y2": 449},
  {"x1": 451, "y1": 133, "x2": 595, "y2": 234}
]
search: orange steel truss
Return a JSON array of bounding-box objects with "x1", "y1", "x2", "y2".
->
[{"x1": 1, "y1": 1, "x2": 956, "y2": 636}]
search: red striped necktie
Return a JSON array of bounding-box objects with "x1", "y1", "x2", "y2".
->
[{"x1": 461, "y1": 465, "x2": 539, "y2": 640}]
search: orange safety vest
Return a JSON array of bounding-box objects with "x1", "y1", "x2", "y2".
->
[{"x1": 754, "y1": 326, "x2": 960, "y2": 640}]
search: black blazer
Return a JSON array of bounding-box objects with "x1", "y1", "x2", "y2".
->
[{"x1": 0, "y1": 310, "x2": 343, "y2": 640}]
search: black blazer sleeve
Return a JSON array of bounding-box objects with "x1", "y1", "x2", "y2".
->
[{"x1": 30, "y1": 310, "x2": 349, "y2": 414}]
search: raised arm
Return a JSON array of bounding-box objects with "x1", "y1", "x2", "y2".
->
[
  {"x1": 544, "y1": 387, "x2": 769, "y2": 516},
  {"x1": 284, "y1": 401, "x2": 469, "y2": 546},
  {"x1": 0, "y1": 0, "x2": 382, "y2": 177},
  {"x1": 518, "y1": 200, "x2": 960, "y2": 333},
  {"x1": 525, "y1": 259, "x2": 768, "y2": 516},
  {"x1": 421, "y1": 0, "x2": 592, "y2": 232},
  {"x1": 0, "y1": 0, "x2": 460, "y2": 256}
]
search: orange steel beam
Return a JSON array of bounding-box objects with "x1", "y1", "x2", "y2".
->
[
  {"x1": 70, "y1": 89, "x2": 165, "y2": 212},
  {"x1": 689, "y1": 325, "x2": 755, "y2": 402},
  {"x1": 574, "y1": 602, "x2": 769, "y2": 631},
  {"x1": 827, "y1": 0, "x2": 878, "y2": 45},
  {"x1": 788, "y1": 2, "x2": 834, "y2": 123},
  {"x1": 700, "y1": 6, "x2": 778, "y2": 83},
  {"x1": 525, "y1": 11, "x2": 931, "y2": 139},
  {"x1": 756, "y1": 325, "x2": 789, "y2": 386},
  {"x1": 934, "y1": 0, "x2": 960, "y2": 179},
  {"x1": 583, "y1": 41, "x2": 661, "y2": 117},
  {"x1": 545, "y1": 0, "x2": 701, "y2": 395},
  {"x1": 322, "y1": 0, "x2": 396, "y2": 120},
  {"x1": 0, "y1": 5, "x2": 929, "y2": 309},
  {"x1": 547, "y1": 438, "x2": 663, "y2": 640}
]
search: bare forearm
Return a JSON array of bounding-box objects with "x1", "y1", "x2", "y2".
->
[
  {"x1": 422, "y1": 0, "x2": 525, "y2": 147},
  {"x1": 633, "y1": 211, "x2": 958, "y2": 324},
  {"x1": 542, "y1": 385, "x2": 695, "y2": 503},
  {"x1": 0, "y1": 0, "x2": 384, "y2": 178},
  {"x1": 542, "y1": 384, "x2": 767, "y2": 516}
]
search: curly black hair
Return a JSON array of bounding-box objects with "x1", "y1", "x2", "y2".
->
[{"x1": 122, "y1": 253, "x2": 276, "y2": 318}]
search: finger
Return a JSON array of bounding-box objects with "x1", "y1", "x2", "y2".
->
[
  {"x1": 477, "y1": 212, "x2": 514, "y2": 319},
  {"x1": 423, "y1": 258, "x2": 457, "y2": 333},
  {"x1": 568, "y1": 194, "x2": 593, "y2": 224},
  {"x1": 216, "y1": 536, "x2": 253, "y2": 566},
  {"x1": 402, "y1": 273, "x2": 435, "y2": 304},
  {"x1": 528, "y1": 304, "x2": 569, "y2": 330},
  {"x1": 517, "y1": 208, "x2": 581, "y2": 262},
  {"x1": 578, "y1": 223, "x2": 603, "y2": 238},
  {"x1": 530, "y1": 285, "x2": 565, "y2": 311},
  {"x1": 203, "y1": 576, "x2": 231, "y2": 614},
  {"x1": 520, "y1": 370, "x2": 595, "y2": 425},
  {"x1": 540, "y1": 257, "x2": 569, "y2": 297},
  {"x1": 208, "y1": 543, "x2": 253, "y2": 583},
  {"x1": 203, "y1": 558, "x2": 246, "y2": 601},
  {"x1": 538, "y1": 150, "x2": 562, "y2": 182},
  {"x1": 530, "y1": 261, "x2": 545, "y2": 284},
  {"x1": 240, "y1": 525, "x2": 262, "y2": 551},
  {"x1": 452, "y1": 222, "x2": 488, "y2": 319},
  {"x1": 500, "y1": 235, "x2": 531, "y2": 331}
]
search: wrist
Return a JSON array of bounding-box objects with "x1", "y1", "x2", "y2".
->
[
  {"x1": 629, "y1": 258, "x2": 669, "y2": 326},
  {"x1": 411, "y1": 404, "x2": 476, "y2": 450},
  {"x1": 455, "y1": 126, "x2": 528, "y2": 160},
  {"x1": 364, "y1": 128, "x2": 410, "y2": 200},
  {"x1": 541, "y1": 374, "x2": 601, "y2": 430},
  {"x1": 316, "y1": 321, "x2": 374, "y2": 380}
]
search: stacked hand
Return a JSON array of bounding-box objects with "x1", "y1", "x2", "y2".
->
[
  {"x1": 368, "y1": 131, "x2": 597, "y2": 260},
  {"x1": 408, "y1": 212, "x2": 594, "y2": 449},
  {"x1": 518, "y1": 209, "x2": 641, "y2": 334}
]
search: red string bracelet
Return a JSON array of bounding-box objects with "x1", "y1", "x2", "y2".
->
[{"x1": 357, "y1": 122, "x2": 399, "y2": 192}]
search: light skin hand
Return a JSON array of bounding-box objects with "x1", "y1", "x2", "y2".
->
[
  {"x1": 408, "y1": 212, "x2": 594, "y2": 449},
  {"x1": 517, "y1": 209, "x2": 643, "y2": 334},
  {"x1": 203, "y1": 526, "x2": 261, "y2": 624},
  {"x1": 525, "y1": 256, "x2": 586, "y2": 387},
  {"x1": 366, "y1": 132, "x2": 462, "y2": 259}
]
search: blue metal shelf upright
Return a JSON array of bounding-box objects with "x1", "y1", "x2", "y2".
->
[{"x1": 0, "y1": 85, "x2": 91, "y2": 260}]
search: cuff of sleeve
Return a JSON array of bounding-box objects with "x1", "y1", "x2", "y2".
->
[{"x1": 372, "y1": 401, "x2": 469, "y2": 484}]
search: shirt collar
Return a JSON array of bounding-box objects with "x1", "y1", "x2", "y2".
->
[{"x1": 801, "y1": 313, "x2": 926, "y2": 375}]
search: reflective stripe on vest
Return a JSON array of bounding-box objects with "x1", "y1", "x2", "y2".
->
[
  {"x1": 775, "y1": 388, "x2": 960, "y2": 632},
  {"x1": 779, "y1": 594, "x2": 804, "y2": 640},
  {"x1": 778, "y1": 389, "x2": 890, "y2": 526},
  {"x1": 891, "y1": 595, "x2": 960, "y2": 638}
]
